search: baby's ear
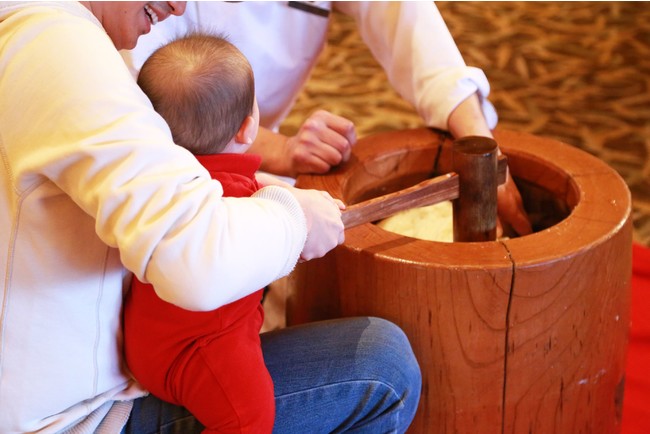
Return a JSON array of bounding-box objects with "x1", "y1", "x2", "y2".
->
[{"x1": 234, "y1": 116, "x2": 257, "y2": 146}]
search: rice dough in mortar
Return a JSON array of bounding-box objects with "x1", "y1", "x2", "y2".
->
[{"x1": 377, "y1": 201, "x2": 454, "y2": 243}]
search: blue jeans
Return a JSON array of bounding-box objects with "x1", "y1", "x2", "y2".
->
[{"x1": 121, "y1": 317, "x2": 421, "y2": 434}]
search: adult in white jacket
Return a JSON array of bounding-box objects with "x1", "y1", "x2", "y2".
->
[
  {"x1": 0, "y1": 2, "x2": 421, "y2": 433},
  {"x1": 125, "y1": 1, "x2": 532, "y2": 235}
]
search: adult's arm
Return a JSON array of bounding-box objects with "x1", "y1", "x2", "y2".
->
[
  {"x1": 335, "y1": 1, "x2": 497, "y2": 131},
  {"x1": 1, "y1": 5, "x2": 339, "y2": 311},
  {"x1": 252, "y1": 2, "x2": 497, "y2": 178},
  {"x1": 338, "y1": 2, "x2": 530, "y2": 235}
]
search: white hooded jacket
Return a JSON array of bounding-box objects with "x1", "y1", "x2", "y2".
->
[{"x1": 0, "y1": 2, "x2": 306, "y2": 432}]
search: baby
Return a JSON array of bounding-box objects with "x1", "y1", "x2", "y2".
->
[{"x1": 124, "y1": 33, "x2": 274, "y2": 433}]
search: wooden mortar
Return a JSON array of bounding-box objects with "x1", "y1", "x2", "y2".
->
[{"x1": 286, "y1": 128, "x2": 632, "y2": 434}]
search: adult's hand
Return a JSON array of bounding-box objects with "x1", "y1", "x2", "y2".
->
[
  {"x1": 249, "y1": 110, "x2": 357, "y2": 178},
  {"x1": 497, "y1": 170, "x2": 533, "y2": 237},
  {"x1": 288, "y1": 187, "x2": 345, "y2": 261},
  {"x1": 286, "y1": 110, "x2": 357, "y2": 175}
]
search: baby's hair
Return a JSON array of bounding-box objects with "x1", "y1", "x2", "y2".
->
[{"x1": 138, "y1": 32, "x2": 255, "y2": 154}]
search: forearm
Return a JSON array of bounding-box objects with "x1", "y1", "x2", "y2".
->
[
  {"x1": 248, "y1": 127, "x2": 296, "y2": 177},
  {"x1": 146, "y1": 187, "x2": 306, "y2": 310},
  {"x1": 447, "y1": 93, "x2": 494, "y2": 139},
  {"x1": 337, "y1": 2, "x2": 497, "y2": 131},
  {"x1": 8, "y1": 16, "x2": 307, "y2": 312}
]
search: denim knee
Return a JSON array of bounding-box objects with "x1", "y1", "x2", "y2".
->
[{"x1": 360, "y1": 317, "x2": 422, "y2": 428}]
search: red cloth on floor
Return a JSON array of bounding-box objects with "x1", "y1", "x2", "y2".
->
[{"x1": 622, "y1": 242, "x2": 650, "y2": 434}]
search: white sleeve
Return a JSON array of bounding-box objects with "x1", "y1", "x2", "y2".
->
[
  {"x1": 334, "y1": 1, "x2": 498, "y2": 130},
  {"x1": 1, "y1": 6, "x2": 306, "y2": 311}
]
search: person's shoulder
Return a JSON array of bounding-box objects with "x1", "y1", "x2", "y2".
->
[
  {"x1": 0, "y1": 1, "x2": 98, "y2": 24},
  {"x1": 0, "y1": 0, "x2": 105, "y2": 48},
  {"x1": 0, "y1": 0, "x2": 120, "y2": 72}
]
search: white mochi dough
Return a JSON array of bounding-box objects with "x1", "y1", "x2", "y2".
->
[{"x1": 377, "y1": 201, "x2": 454, "y2": 243}]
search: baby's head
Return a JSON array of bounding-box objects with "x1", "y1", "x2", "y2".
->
[{"x1": 138, "y1": 32, "x2": 258, "y2": 155}]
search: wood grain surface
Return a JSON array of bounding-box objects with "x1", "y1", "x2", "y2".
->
[{"x1": 287, "y1": 128, "x2": 632, "y2": 433}]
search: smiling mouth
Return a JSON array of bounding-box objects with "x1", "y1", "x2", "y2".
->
[{"x1": 144, "y1": 4, "x2": 159, "y2": 25}]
